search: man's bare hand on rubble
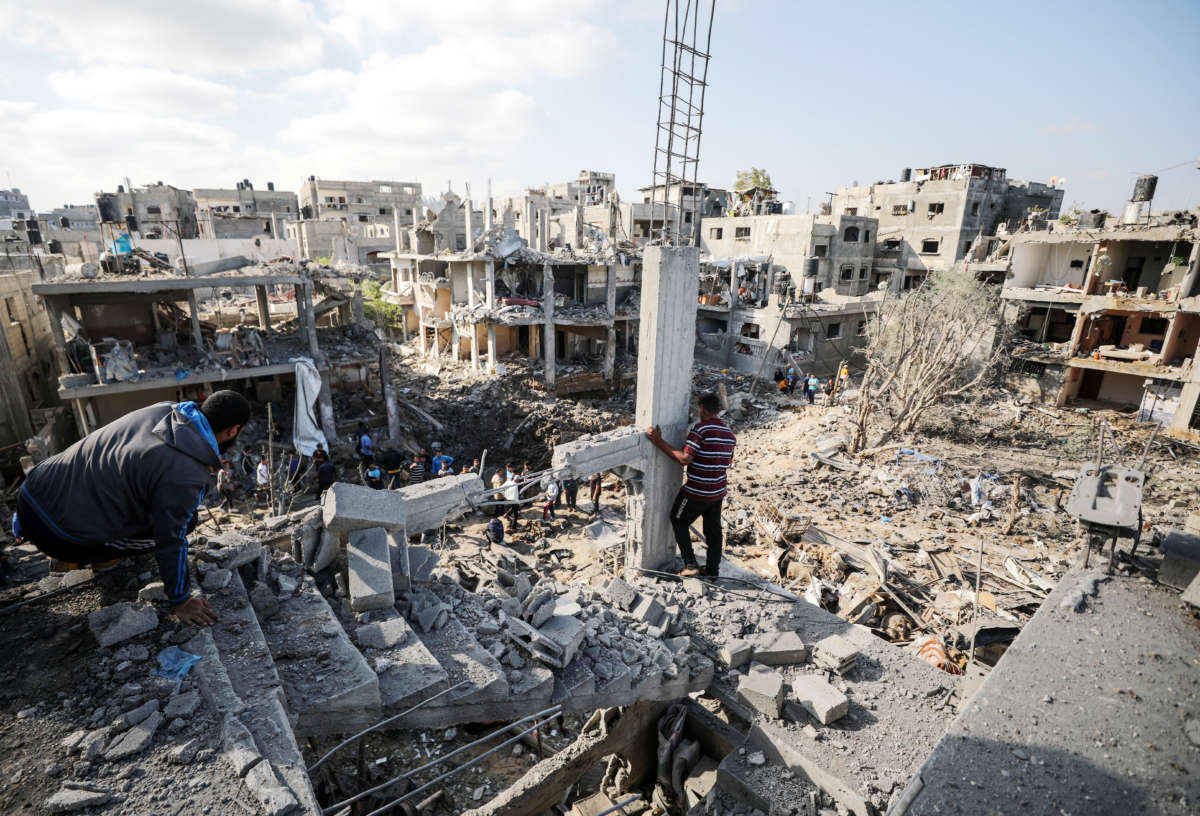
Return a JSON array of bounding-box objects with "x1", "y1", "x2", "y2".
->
[{"x1": 172, "y1": 596, "x2": 219, "y2": 626}]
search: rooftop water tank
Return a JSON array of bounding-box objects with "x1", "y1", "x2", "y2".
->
[{"x1": 1132, "y1": 175, "x2": 1157, "y2": 202}]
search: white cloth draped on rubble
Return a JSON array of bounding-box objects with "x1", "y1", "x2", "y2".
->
[{"x1": 291, "y1": 357, "x2": 327, "y2": 456}]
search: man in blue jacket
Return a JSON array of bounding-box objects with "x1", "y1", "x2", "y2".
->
[{"x1": 13, "y1": 390, "x2": 250, "y2": 626}]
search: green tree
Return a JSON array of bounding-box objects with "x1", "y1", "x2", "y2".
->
[{"x1": 734, "y1": 168, "x2": 773, "y2": 192}]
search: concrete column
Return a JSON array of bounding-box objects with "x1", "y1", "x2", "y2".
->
[
  {"x1": 539, "y1": 208, "x2": 549, "y2": 252},
  {"x1": 1178, "y1": 241, "x2": 1200, "y2": 299},
  {"x1": 293, "y1": 283, "x2": 308, "y2": 338},
  {"x1": 45, "y1": 297, "x2": 72, "y2": 376},
  {"x1": 485, "y1": 197, "x2": 494, "y2": 232},
  {"x1": 486, "y1": 259, "x2": 497, "y2": 372},
  {"x1": 523, "y1": 199, "x2": 534, "y2": 244},
  {"x1": 270, "y1": 212, "x2": 279, "y2": 239},
  {"x1": 318, "y1": 370, "x2": 337, "y2": 439},
  {"x1": 604, "y1": 263, "x2": 617, "y2": 385},
  {"x1": 543, "y1": 263, "x2": 556, "y2": 389},
  {"x1": 70, "y1": 398, "x2": 90, "y2": 438},
  {"x1": 464, "y1": 199, "x2": 474, "y2": 253},
  {"x1": 381, "y1": 344, "x2": 401, "y2": 441},
  {"x1": 187, "y1": 291, "x2": 204, "y2": 351},
  {"x1": 628, "y1": 245, "x2": 699, "y2": 574},
  {"x1": 487, "y1": 324, "x2": 497, "y2": 373},
  {"x1": 303, "y1": 284, "x2": 321, "y2": 357},
  {"x1": 467, "y1": 262, "x2": 479, "y2": 370},
  {"x1": 255, "y1": 285, "x2": 272, "y2": 334},
  {"x1": 393, "y1": 208, "x2": 403, "y2": 253}
]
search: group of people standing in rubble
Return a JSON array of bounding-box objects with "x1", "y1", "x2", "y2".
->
[{"x1": 774, "y1": 362, "x2": 851, "y2": 405}]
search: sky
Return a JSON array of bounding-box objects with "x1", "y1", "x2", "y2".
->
[{"x1": 1, "y1": 0, "x2": 1198, "y2": 216}]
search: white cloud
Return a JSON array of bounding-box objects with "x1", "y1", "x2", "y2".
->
[
  {"x1": 6, "y1": 0, "x2": 324, "y2": 75},
  {"x1": 49, "y1": 67, "x2": 240, "y2": 117}
]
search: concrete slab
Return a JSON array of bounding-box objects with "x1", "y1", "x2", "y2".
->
[
  {"x1": 258, "y1": 575, "x2": 381, "y2": 736},
  {"x1": 348, "y1": 613, "x2": 450, "y2": 711},
  {"x1": 88, "y1": 602, "x2": 158, "y2": 648},
  {"x1": 748, "y1": 631, "x2": 807, "y2": 666},
  {"x1": 551, "y1": 426, "x2": 649, "y2": 478},
  {"x1": 737, "y1": 664, "x2": 784, "y2": 718},
  {"x1": 397, "y1": 473, "x2": 484, "y2": 534},
  {"x1": 1181, "y1": 571, "x2": 1200, "y2": 608},
  {"x1": 811, "y1": 634, "x2": 860, "y2": 675},
  {"x1": 323, "y1": 482, "x2": 405, "y2": 533},
  {"x1": 347, "y1": 527, "x2": 395, "y2": 612},
  {"x1": 718, "y1": 638, "x2": 752, "y2": 668},
  {"x1": 897, "y1": 567, "x2": 1200, "y2": 816}
]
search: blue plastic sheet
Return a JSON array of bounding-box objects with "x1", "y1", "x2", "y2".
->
[{"x1": 153, "y1": 646, "x2": 201, "y2": 682}]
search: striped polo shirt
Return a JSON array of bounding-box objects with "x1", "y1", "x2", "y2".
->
[{"x1": 681, "y1": 417, "x2": 736, "y2": 501}]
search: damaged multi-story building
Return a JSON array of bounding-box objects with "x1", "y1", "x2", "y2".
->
[
  {"x1": 289, "y1": 177, "x2": 424, "y2": 270},
  {"x1": 696, "y1": 187, "x2": 880, "y2": 376},
  {"x1": 95, "y1": 182, "x2": 201, "y2": 240},
  {"x1": 995, "y1": 183, "x2": 1200, "y2": 435},
  {"x1": 194, "y1": 180, "x2": 299, "y2": 240},
  {"x1": 383, "y1": 184, "x2": 641, "y2": 395},
  {"x1": 832, "y1": 163, "x2": 1064, "y2": 293}
]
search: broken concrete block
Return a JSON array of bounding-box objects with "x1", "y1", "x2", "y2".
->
[
  {"x1": 719, "y1": 639, "x2": 752, "y2": 668},
  {"x1": 790, "y1": 675, "x2": 849, "y2": 724},
  {"x1": 406, "y1": 545, "x2": 438, "y2": 583},
  {"x1": 311, "y1": 529, "x2": 340, "y2": 573},
  {"x1": 169, "y1": 738, "x2": 201, "y2": 765},
  {"x1": 117, "y1": 699, "x2": 159, "y2": 728},
  {"x1": 201, "y1": 568, "x2": 232, "y2": 592},
  {"x1": 45, "y1": 787, "x2": 112, "y2": 813},
  {"x1": 398, "y1": 473, "x2": 484, "y2": 533},
  {"x1": 242, "y1": 758, "x2": 299, "y2": 816},
  {"x1": 249, "y1": 582, "x2": 280, "y2": 618},
  {"x1": 104, "y1": 710, "x2": 162, "y2": 759},
  {"x1": 748, "y1": 631, "x2": 807, "y2": 666},
  {"x1": 347, "y1": 527, "x2": 395, "y2": 612},
  {"x1": 60, "y1": 569, "x2": 93, "y2": 588},
  {"x1": 630, "y1": 594, "x2": 666, "y2": 626},
  {"x1": 222, "y1": 715, "x2": 262, "y2": 777},
  {"x1": 163, "y1": 691, "x2": 200, "y2": 719},
  {"x1": 323, "y1": 482, "x2": 405, "y2": 533},
  {"x1": 88, "y1": 602, "x2": 158, "y2": 648},
  {"x1": 1182, "y1": 571, "x2": 1200, "y2": 608},
  {"x1": 604, "y1": 577, "x2": 638, "y2": 611},
  {"x1": 355, "y1": 617, "x2": 411, "y2": 650},
  {"x1": 811, "y1": 634, "x2": 860, "y2": 675},
  {"x1": 551, "y1": 426, "x2": 648, "y2": 478},
  {"x1": 736, "y1": 664, "x2": 784, "y2": 718},
  {"x1": 539, "y1": 614, "x2": 586, "y2": 667},
  {"x1": 138, "y1": 582, "x2": 167, "y2": 603}
]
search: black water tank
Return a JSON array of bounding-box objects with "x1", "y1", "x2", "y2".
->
[
  {"x1": 97, "y1": 194, "x2": 120, "y2": 222},
  {"x1": 267, "y1": 181, "x2": 275, "y2": 191},
  {"x1": 901, "y1": 168, "x2": 912, "y2": 182},
  {"x1": 804, "y1": 257, "x2": 819, "y2": 278},
  {"x1": 125, "y1": 214, "x2": 138, "y2": 232},
  {"x1": 1078, "y1": 209, "x2": 1107, "y2": 229},
  {"x1": 47, "y1": 239, "x2": 62, "y2": 254},
  {"x1": 59, "y1": 216, "x2": 70, "y2": 228},
  {"x1": 1132, "y1": 174, "x2": 1157, "y2": 202}
]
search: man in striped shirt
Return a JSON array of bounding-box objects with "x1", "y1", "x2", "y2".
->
[{"x1": 645, "y1": 392, "x2": 736, "y2": 578}]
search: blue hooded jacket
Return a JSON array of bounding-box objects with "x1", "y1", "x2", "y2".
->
[{"x1": 21, "y1": 401, "x2": 219, "y2": 605}]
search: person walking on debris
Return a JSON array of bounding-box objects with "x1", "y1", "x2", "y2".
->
[
  {"x1": 364, "y1": 462, "x2": 385, "y2": 490},
  {"x1": 408, "y1": 452, "x2": 427, "y2": 484},
  {"x1": 543, "y1": 478, "x2": 560, "y2": 521},
  {"x1": 502, "y1": 466, "x2": 521, "y2": 526},
  {"x1": 316, "y1": 456, "x2": 337, "y2": 499},
  {"x1": 216, "y1": 459, "x2": 236, "y2": 511},
  {"x1": 13, "y1": 390, "x2": 251, "y2": 626},
  {"x1": 645, "y1": 392, "x2": 736, "y2": 578},
  {"x1": 563, "y1": 475, "x2": 580, "y2": 513},
  {"x1": 380, "y1": 445, "x2": 404, "y2": 489},
  {"x1": 805, "y1": 374, "x2": 818, "y2": 405},
  {"x1": 484, "y1": 516, "x2": 505, "y2": 546},
  {"x1": 588, "y1": 472, "x2": 603, "y2": 517},
  {"x1": 489, "y1": 466, "x2": 506, "y2": 516},
  {"x1": 356, "y1": 422, "x2": 374, "y2": 468},
  {"x1": 255, "y1": 453, "x2": 270, "y2": 502}
]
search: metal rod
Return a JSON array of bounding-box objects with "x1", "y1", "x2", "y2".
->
[
  {"x1": 970, "y1": 536, "x2": 983, "y2": 664},
  {"x1": 1094, "y1": 421, "x2": 1105, "y2": 473},
  {"x1": 595, "y1": 795, "x2": 643, "y2": 816},
  {"x1": 361, "y1": 714, "x2": 562, "y2": 816},
  {"x1": 323, "y1": 705, "x2": 562, "y2": 815},
  {"x1": 1136, "y1": 421, "x2": 1161, "y2": 470},
  {"x1": 307, "y1": 680, "x2": 472, "y2": 773}
]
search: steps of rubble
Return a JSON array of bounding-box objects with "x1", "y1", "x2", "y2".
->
[
  {"x1": 344, "y1": 612, "x2": 451, "y2": 711},
  {"x1": 187, "y1": 570, "x2": 321, "y2": 816},
  {"x1": 715, "y1": 742, "x2": 821, "y2": 816},
  {"x1": 257, "y1": 572, "x2": 382, "y2": 737}
]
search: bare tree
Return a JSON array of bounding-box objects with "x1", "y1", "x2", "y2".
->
[{"x1": 851, "y1": 271, "x2": 1008, "y2": 453}]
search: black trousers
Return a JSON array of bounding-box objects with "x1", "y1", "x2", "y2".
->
[
  {"x1": 16, "y1": 489, "x2": 153, "y2": 564},
  {"x1": 669, "y1": 490, "x2": 723, "y2": 575}
]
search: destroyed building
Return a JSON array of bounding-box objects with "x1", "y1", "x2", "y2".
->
[
  {"x1": 995, "y1": 199, "x2": 1200, "y2": 433},
  {"x1": 0, "y1": 187, "x2": 33, "y2": 220},
  {"x1": 383, "y1": 196, "x2": 639, "y2": 395},
  {"x1": 28, "y1": 258, "x2": 372, "y2": 439},
  {"x1": 698, "y1": 211, "x2": 880, "y2": 375},
  {"x1": 0, "y1": 264, "x2": 59, "y2": 475},
  {"x1": 298, "y1": 177, "x2": 422, "y2": 224},
  {"x1": 832, "y1": 163, "x2": 1065, "y2": 292},
  {"x1": 95, "y1": 182, "x2": 201, "y2": 240},
  {"x1": 194, "y1": 181, "x2": 299, "y2": 240},
  {"x1": 38, "y1": 203, "x2": 101, "y2": 233},
  {"x1": 637, "y1": 180, "x2": 731, "y2": 245}
]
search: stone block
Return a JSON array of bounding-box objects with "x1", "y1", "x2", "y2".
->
[
  {"x1": 323, "y1": 482, "x2": 405, "y2": 533},
  {"x1": 222, "y1": 715, "x2": 262, "y2": 777},
  {"x1": 748, "y1": 631, "x2": 807, "y2": 666},
  {"x1": 311, "y1": 529, "x2": 340, "y2": 573},
  {"x1": 45, "y1": 787, "x2": 112, "y2": 813},
  {"x1": 737, "y1": 664, "x2": 784, "y2": 718},
  {"x1": 163, "y1": 691, "x2": 200, "y2": 719},
  {"x1": 719, "y1": 639, "x2": 752, "y2": 668},
  {"x1": 538, "y1": 614, "x2": 586, "y2": 667},
  {"x1": 811, "y1": 634, "x2": 860, "y2": 675},
  {"x1": 117, "y1": 699, "x2": 159, "y2": 728},
  {"x1": 631, "y1": 594, "x2": 666, "y2": 626},
  {"x1": 1182, "y1": 572, "x2": 1200, "y2": 608},
  {"x1": 604, "y1": 577, "x2": 638, "y2": 611},
  {"x1": 355, "y1": 617, "x2": 411, "y2": 650},
  {"x1": 790, "y1": 675, "x2": 849, "y2": 724},
  {"x1": 88, "y1": 602, "x2": 158, "y2": 648},
  {"x1": 551, "y1": 425, "x2": 649, "y2": 478},
  {"x1": 242, "y1": 759, "x2": 300, "y2": 816},
  {"x1": 104, "y1": 710, "x2": 162, "y2": 759},
  {"x1": 347, "y1": 527, "x2": 395, "y2": 612}
]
